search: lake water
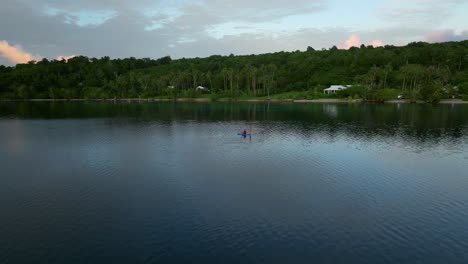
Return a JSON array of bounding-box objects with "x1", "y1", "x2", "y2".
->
[{"x1": 1, "y1": 101, "x2": 467, "y2": 264}]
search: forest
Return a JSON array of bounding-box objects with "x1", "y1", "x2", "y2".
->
[{"x1": 0, "y1": 40, "x2": 467, "y2": 102}]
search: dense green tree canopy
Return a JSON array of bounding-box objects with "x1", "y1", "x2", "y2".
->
[{"x1": 0, "y1": 41, "x2": 467, "y2": 102}]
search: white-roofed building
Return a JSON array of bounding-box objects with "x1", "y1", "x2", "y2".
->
[
  {"x1": 323, "y1": 85, "x2": 352, "y2": 94},
  {"x1": 196, "y1": 86, "x2": 209, "y2": 91}
]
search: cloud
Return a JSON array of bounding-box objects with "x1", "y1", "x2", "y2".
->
[
  {"x1": 0, "y1": 40, "x2": 40, "y2": 64},
  {"x1": 0, "y1": 0, "x2": 462, "y2": 66},
  {"x1": 378, "y1": 0, "x2": 467, "y2": 26},
  {"x1": 340, "y1": 33, "x2": 361, "y2": 49},
  {"x1": 206, "y1": 0, "x2": 327, "y2": 22},
  {"x1": 56, "y1": 55, "x2": 76, "y2": 61},
  {"x1": 339, "y1": 34, "x2": 386, "y2": 49},
  {"x1": 371, "y1": 39, "x2": 385, "y2": 47},
  {"x1": 425, "y1": 29, "x2": 468, "y2": 43}
]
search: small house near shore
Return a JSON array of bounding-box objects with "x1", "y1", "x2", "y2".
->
[
  {"x1": 196, "y1": 86, "x2": 209, "y2": 91},
  {"x1": 323, "y1": 85, "x2": 352, "y2": 94}
]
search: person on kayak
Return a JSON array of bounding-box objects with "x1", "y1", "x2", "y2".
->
[{"x1": 243, "y1": 129, "x2": 247, "y2": 135}]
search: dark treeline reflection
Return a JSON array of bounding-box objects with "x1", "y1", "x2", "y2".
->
[{"x1": 1, "y1": 101, "x2": 467, "y2": 141}]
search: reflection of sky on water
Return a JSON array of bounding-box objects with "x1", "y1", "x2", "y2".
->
[
  {"x1": 2, "y1": 120, "x2": 26, "y2": 153},
  {"x1": 0, "y1": 102, "x2": 467, "y2": 263},
  {"x1": 1, "y1": 102, "x2": 467, "y2": 158}
]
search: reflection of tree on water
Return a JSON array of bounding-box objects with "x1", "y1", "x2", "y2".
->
[
  {"x1": 245, "y1": 103, "x2": 259, "y2": 142},
  {"x1": 323, "y1": 104, "x2": 338, "y2": 118},
  {"x1": 1, "y1": 101, "x2": 467, "y2": 146}
]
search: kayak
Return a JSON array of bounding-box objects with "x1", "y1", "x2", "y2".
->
[{"x1": 237, "y1": 133, "x2": 251, "y2": 136}]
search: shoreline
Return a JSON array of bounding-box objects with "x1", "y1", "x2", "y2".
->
[{"x1": 0, "y1": 98, "x2": 466, "y2": 104}]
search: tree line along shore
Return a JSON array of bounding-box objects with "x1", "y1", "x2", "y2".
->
[
  {"x1": 0, "y1": 40, "x2": 467, "y2": 103},
  {"x1": 1, "y1": 98, "x2": 467, "y2": 104}
]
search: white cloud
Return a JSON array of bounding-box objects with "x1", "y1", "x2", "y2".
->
[
  {"x1": 0, "y1": 40, "x2": 40, "y2": 64},
  {"x1": 42, "y1": 7, "x2": 117, "y2": 27},
  {"x1": 425, "y1": 29, "x2": 468, "y2": 42},
  {"x1": 377, "y1": 0, "x2": 467, "y2": 26}
]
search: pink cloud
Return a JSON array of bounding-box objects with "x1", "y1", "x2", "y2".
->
[
  {"x1": 340, "y1": 34, "x2": 361, "y2": 49},
  {"x1": 426, "y1": 29, "x2": 468, "y2": 43},
  {"x1": 57, "y1": 55, "x2": 76, "y2": 61},
  {"x1": 340, "y1": 34, "x2": 386, "y2": 49},
  {"x1": 371, "y1": 39, "x2": 385, "y2": 47},
  {"x1": 0, "y1": 40, "x2": 40, "y2": 64}
]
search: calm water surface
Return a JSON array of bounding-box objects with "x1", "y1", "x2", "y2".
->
[{"x1": 1, "y1": 102, "x2": 467, "y2": 264}]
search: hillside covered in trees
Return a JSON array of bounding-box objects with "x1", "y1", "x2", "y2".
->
[{"x1": 0, "y1": 41, "x2": 467, "y2": 102}]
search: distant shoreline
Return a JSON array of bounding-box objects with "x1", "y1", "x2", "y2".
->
[{"x1": 0, "y1": 98, "x2": 467, "y2": 104}]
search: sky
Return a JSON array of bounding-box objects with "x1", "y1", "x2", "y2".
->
[{"x1": 0, "y1": 0, "x2": 467, "y2": 65}]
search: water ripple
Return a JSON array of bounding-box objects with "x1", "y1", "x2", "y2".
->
[{"x1": 0, "y1": 102, "x2": 467, "y2": 263}]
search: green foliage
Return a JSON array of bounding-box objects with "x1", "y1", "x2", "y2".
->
[
  {"x1": 1, "y1": 41, "x2": 467, "y2": 102},
  {"x1": 458, "y1": 82, "x2": 468, "y2": 95},
  {"x1": 271, "y1": 91, "x2": 307, "y2": 100},
  {"x1": 164, "y1": 87, "x2": 178, "y2": 98},
  {"x1": 420, "y1": 81, "x2": 445, "y2": 103},
  {"x1": 336, "y1": 85, "x2": 367, "y2": 99},
  {"x1": 376, "y1": 89, "x2": 400, "y2": 101},
  {"x1": 209, "y1": 89, "x2": 244, "y2": 99},
  {"x1": 17, "y1": 85, "x2": 32, "y2": 99},
  {"x1": 180, "y1": 89, "x2": 197, "y2": 98}
]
